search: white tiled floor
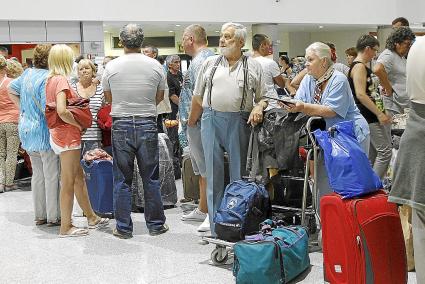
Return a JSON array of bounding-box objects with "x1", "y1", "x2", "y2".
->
[{"x1": 0, "y1": 180, "x2": 417, "y2": 283}]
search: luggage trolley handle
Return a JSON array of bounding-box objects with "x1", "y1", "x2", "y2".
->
[
  {"x1": 305, "y1": 116, "x2": 323, "y2": 149},
  {"x1": 301, "y1": 117, "x2": 323, "y2": 227}
]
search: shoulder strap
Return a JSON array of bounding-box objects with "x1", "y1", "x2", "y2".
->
[
  {"x1": 240, "y1": 55, "x2": 248, "y2": 112},
  {"x1": 207, "y1": 55, "x2": 223, "y2": 107}
]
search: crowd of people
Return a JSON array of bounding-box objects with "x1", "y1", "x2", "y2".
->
[{"x1": 0, "y1": 16, "x2": 424, "y2": 282}]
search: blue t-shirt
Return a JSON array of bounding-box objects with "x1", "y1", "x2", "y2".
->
[
  {"x1": 178, "y1": 48, "x2": 215, "y2": 133},
  {"x1": 9, "y1": 68, "x2": 51, "y2": 152},
  {"x1": 295, "y1": 70, "x2": 369, "y2": 142}
]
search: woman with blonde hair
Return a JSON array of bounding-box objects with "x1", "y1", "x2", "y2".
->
[
  {"x1": 6, "y1": 59, "x2": 24, "y2": 79},
  {"x1": 0, "y1": 55, "x2": 20, "y2": 192},
  {"x1": 45, "y1": 44, "x2": 108, "y2": 237},
  {"x1": 70, "y1": 59, "x2": 104, "y2": 155}
]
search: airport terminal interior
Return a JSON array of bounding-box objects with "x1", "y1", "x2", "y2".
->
[{"x1": 1, "y1": 0, "x2": 424, "y2": 283}]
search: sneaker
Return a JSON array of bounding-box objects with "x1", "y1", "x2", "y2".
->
[
  {"x1": 149, "y1": 224, "x2": 169, "y2": 236},
  {"x1": 181, "y1": 208, "x2": 207, "y2": 222},
  {"x1": 113, "y1": 228, "x2": 133, "y2": 239},
  {"x1": 197, "y1": 215, "x2": 211, "y2": 232}
]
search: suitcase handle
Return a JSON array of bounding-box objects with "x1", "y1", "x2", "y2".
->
[{"x1": 81, "y1": 160, "x2": 94, "y2": 168}]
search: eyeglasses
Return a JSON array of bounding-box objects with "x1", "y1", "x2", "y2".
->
[{"x1": 368, "y1": 46, "x2": 379, "y2": 52}]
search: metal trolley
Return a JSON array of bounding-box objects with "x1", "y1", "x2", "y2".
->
[
  {"x1": 202, "y1": 117, "x2": 324, "y2": 265},
  {"x1": 271, "y1": 116, "x2": 322, "y2": 238}
]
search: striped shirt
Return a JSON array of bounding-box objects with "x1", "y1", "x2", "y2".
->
[{"x1": 71, "y1": 82, "x2": 104, "y2": 141}]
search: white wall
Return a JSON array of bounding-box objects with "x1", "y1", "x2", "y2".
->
[
  {"x1": 288, "y1": 32, "x2": 311, "y2": 59},
  {"x1": 6, "y1": 0, "x2": 419, "y2": 26},
  {"x1": 310, "y1": 29, "x2": 375, "y2": 64}
]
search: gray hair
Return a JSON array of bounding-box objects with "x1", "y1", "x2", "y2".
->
[
  {"x1": 119, "y1": 24, "x2": 145, "y2": 49},
  {"x1": 221, "y1": 22, "x2": 247, "y2": 45},
  {"x1": 305, "y1": 42, "x2": 333, "y2": 67},
  {"x1": 166, "y1": 55, "x2": 180, "y2": 66}
]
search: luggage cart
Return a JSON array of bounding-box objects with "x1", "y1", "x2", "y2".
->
[
  {"x1": 271, "y1": 116, "x2": 323, "y2": 240},
  {"x1": 201, "y1": 237, "x2": 234, "y2": 265},
  {"x1": 201, "y1": 117, "x2": 324, "y2": 264}
]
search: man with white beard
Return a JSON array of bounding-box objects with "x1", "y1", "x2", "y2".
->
[{"x1": 189, "y1": 22, "x2": 267, "y2": 235}]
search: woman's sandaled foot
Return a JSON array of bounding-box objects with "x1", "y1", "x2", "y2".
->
[
  {"x1": 5, "y1": 184, "x2": 17, "y2": 191},
  {"x1": 47, "y1": 220, "x2": 61, "y2": 227},
  {"x1": 88, "y1": 217, "x2": 109, "y2": 229},
  {"x1": 35, "y1": 219, "x2": 47, "y2": 226},
  {"x1": 59, "y1": 227, "x2": 89, "y2": 238}
]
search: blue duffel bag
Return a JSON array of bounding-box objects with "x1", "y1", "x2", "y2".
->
[
  {"x1": 233, "y1": 220, "x2": 310, "y2": 284},
  {"x1": 214, "y1": 179, "x2": 271, "y2": 242}
]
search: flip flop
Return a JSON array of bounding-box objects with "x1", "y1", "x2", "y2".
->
[
  {"x1": 59, "y1": 227, "x2": 89, "y2": 238},
  {"x1": 88, "y1": 217, "x2": 109, "y2": 229}
]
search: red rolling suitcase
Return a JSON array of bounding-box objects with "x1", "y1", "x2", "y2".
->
[{"x1": 321, "y1": 190, "x2": 407, "y2": 284}]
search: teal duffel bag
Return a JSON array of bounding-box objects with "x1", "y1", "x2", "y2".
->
[
  {"x1": 233, "y1": 223, "x2": 310, "y2": 284},
  {"x1": 233, "y1": 240, "x2": 284, "y2": 283}
]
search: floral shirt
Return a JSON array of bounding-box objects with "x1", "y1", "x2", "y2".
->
[{"x1": 9, "y1": 68, "x2": 51, "y2": 152}]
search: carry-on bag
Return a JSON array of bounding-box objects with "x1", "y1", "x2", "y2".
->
[
  {"x1": 271, "y1": 173, "x2": 312, "y2": 208},
  {"x1": 214, "y1": 179, "x2": 271, "y2": 242},
  {"x1": 314, "y1": 120, "x2": 382, "y2": 198},
  {"x1": 81, "y1": 159, "x2": 113, "y2": 216},
  {"x1": 131, "y1": 133, "x2": 177, "y2": 210},
  {"x1": 321, "y1": 190, "x2": 407, "y2": 284},
  {"x1": 181, "y1": 154, "x2": 200, "y2": 201},
  {"x1": 233, "y1": 220, "x2": 310, "y2": 284}
]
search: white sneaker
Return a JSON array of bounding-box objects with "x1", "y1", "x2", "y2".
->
[
  {"x1": 181, "y1": 208, "x2": 207, "y2": 222},
  {"x1": 197, "y1": 215, "x2": 211, "y2": 232}
]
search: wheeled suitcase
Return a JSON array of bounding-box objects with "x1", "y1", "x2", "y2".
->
[
  {"x1": 270, "y1": 174, "x2": 312, "y2": 208},
  {"x1": 321, "y1": 190, "x2": 407, "y2": 284},
  {"x1": 131, "y1": 133, "x2": 177, "y2": 210},
  {"x1": 81, "y1": 159, "x2": 114, "y2": 217},
  {"x1": 181, "y1": 154, "x2": 200, "y2": 201},
  {"x1": 181, "y1": 153, "x2": 230, "y2": 202}
]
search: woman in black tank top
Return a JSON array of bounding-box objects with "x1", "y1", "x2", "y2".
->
[{"x1": 349, "y1": 35, "x2": 392, "y2": 179}]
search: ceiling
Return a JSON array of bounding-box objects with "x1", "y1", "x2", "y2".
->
[{"x1": 103, "y1": 22, "x2": 378, "y2": 36}]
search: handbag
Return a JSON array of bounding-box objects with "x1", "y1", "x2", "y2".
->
[
  {"x1": 313, "y1": 120, "x2": 382, "y2": 198},
  {"x1": 45, "y1": 97, "x2": 92, "y2": 129}
]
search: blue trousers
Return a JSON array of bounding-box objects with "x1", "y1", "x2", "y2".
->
[
  {"x1": 112, "y1": 117, "x2": 166, "y2": 234},
  {"x1": 201, "y1": 108, "x2": 251, "y2": 235}
]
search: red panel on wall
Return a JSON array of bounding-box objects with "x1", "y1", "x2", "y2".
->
[{"x1": 10, "y1": 44, "x2": 36, "y2": 62}]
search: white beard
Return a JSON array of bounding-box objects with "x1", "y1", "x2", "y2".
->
[{"x1": 219, "y1": 47, "x2": 232, "y2": 57}]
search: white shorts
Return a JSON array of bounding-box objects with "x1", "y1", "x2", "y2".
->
[{"x1": 49, "y1": 136, "x2": 81, "y2": 155}]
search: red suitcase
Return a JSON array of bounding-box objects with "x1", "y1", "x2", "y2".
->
[{"x1": 321, "y1": 190, "x2": 407, "y2": 284}]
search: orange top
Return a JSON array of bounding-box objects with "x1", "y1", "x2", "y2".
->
[
  {"x1": 0, "y1": 76, "x2": 19, "y2": 123},
  {"x1": 45, "y1": 75, "x2": 81, "y2": 148}
]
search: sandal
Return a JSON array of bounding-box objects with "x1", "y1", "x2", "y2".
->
[
  {"x1": 59, "y1": 227, "x2": 89, "y2": 238},
  {"x1": 88, "y1": 217, "x2": 109, "y2": 229},
  {"x1": 47, "y1": 220, "x2": 61, "y2": 227},
  {"x1": 35, "y1": 219, "x2": 47, "y2": 226}
]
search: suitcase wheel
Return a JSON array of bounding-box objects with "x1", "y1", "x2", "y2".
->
[{"x1": 211, "y1": 246, "x2": 228, "y2": 265}]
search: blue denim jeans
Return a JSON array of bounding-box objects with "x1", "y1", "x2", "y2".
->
[
  {"x1": 201, "y1": 108, "x2": 251, "y2": 236},
  {"x1": 112, "y1": 116, "x2": 166, "y2": 234}
]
